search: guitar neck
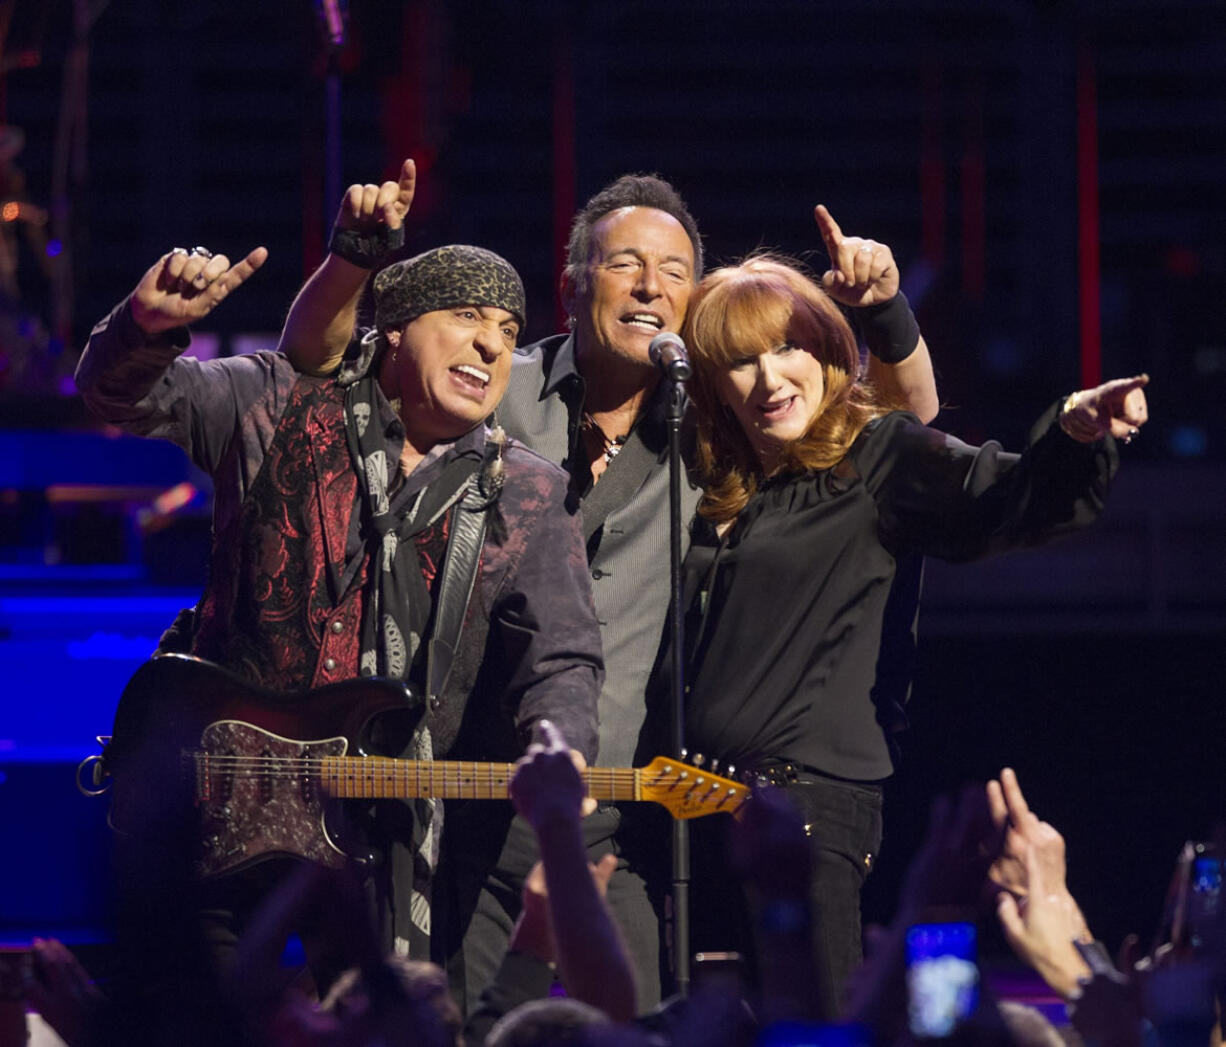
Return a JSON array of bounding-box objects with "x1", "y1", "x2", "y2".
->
[{"x1": 320, "y1": 757, "x2": 644, "y2": 802}]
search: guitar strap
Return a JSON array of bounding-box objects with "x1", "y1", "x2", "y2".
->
[{"x1": 426, "y1": 475, "x2": 489, "y2": 703}]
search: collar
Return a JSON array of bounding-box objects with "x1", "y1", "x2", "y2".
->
[
  {"x1": 396, "y1": 422, "x2": 485, "y2": 503},
  {"x1": 539, "y1": 331, "x2": 671, "y2": 434},
  {"x1": 540, "y1": 331, "x2": 584, "y2": 399}
]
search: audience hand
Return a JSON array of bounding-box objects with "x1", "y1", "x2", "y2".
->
[
  {"x1": 901, "y1": 783, "x2": 999, "y2": 917},
  {"x1": 508, "y1": 854, "x2": 618, "y2": 965},
  {"x1": 986, "y1": 768, "x2": 1089, "y2": 931},
  {"x1": 509, "y1": 719, "x2": 596, "y2": 823},
  {"x1": 727, "y1": 785, "x2": 812, "y2": 899},
  {"x1": 995, "y1": 842, "x2": 1093, "y2": 999}
]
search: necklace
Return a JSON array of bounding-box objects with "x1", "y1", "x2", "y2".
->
[{"x1": 581, "y1": 412, "x2": 628, "y2": 465}]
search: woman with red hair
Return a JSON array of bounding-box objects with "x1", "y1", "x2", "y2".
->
[{"x1": 676, "y1": 254, "x2": 1148, "y2": 1018}]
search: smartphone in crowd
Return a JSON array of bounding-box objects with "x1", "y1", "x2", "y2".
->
[
  {"x1": 1186, "y1": 843, "x2": 1222, "y2": 951},
  {"x1": 905, "y1": 920, "x2": 979, "y2": 1039},
  {"x1": 758, "y1": 1021, "x2": 873, "y2": 1047},
  {"x1": 1162, "y1": 840, "x2": 1223, "y2": 953}
]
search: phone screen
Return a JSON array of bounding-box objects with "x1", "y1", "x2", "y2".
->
[
  {"x1": 906, "y1": 921, "x2": 979, "y2": 1039},
  {"x1": 758, "y1": 1021, "x2": 873, "y2": 1047},
  {"x1": 1188, "y1": 853, "x2": 1223, "y2": 950}
]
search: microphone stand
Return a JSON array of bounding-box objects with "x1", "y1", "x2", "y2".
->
[{"x1": 663, "y1": 366, "x2": 692, "y2": 998}]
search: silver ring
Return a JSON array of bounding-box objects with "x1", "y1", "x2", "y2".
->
[
  {"x1": 190, "y1": 246, "x2": 213, "y2": 259},
  {"x1": 170, "y1": 247, "x2": 189, "y2": 256}
]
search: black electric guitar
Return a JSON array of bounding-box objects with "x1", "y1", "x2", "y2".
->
[{"x1": 97, "y1": 654, "x2": 748, "y2": 880}]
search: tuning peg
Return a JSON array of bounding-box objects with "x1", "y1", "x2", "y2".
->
[
  {"x1": 680, "y1": 747, "x2": 689, "y2": 760},
  {"x1": 692, "y1": 753, "x2": 705, "y2": 767},
  {"x1": 727, "y1": 764, "x2": 736, "y2": 779},
  {"x1": 710, "y1": 757, "x2": 720, "y2": 773}
]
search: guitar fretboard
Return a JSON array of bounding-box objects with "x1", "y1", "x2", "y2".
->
[
  {"x1": 189, "y1": 748, "x2": 747, "y2": 818},
  {"x1": 320, "y1": 757, "x2": 647, "y2": 801}
]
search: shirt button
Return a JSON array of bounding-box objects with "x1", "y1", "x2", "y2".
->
[
  {"x1": 330, "y1": 620, "x2": 344, "y2": 634},
  {"x1": 324, "y1": 657, "x2": 337, "y2": 671},
  {"x1": 591, "y1": 568, "x2": 605, "y2": 580},
  {"x1": 429, "y1": 696, "x2": 441, "y2": 712}
]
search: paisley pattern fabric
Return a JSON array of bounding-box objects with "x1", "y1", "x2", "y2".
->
[{"x1": 191, "y1": 376, "x2": 362, "y2": 691}]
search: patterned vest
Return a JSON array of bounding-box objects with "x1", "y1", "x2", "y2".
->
[{"x1": 190, "y1": 375, "x2": 451, "y2": 696}]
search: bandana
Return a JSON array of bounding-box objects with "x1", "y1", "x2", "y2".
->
[{"x1": 373, "y1": 244, "x2": 526, "y2": 332}]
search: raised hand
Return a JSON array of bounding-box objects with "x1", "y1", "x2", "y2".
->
[
  {"x1": 995, "y1": 842, "x2": 1094, "y2": 998},
  {"x1": 335, "y1": 157, "x2": 416, "y2": 234},
  {"x1": 1060, "y1": 374, "x2": 1150, "y2": 444},
  {"x1": 728, "y1": 785, "x2": 813, "y2": 898},
  {"x1": 508, "y1": 719, "x2": 595, "y2": 826},
  {"x1": 986, "y1": 767, "x2": 1071, "y2": 905},
  {"x1": 508, "y1": 853, "x2": 619, "y2": 964},
  {"x1": 130, "y1": 245, "x2": 268, "y2": 336},
  {"x1": 900, "y1": 783, "x2": 1000, "y2": 916},
  {"x1": 814, "y1": 204, "x2": 900, "y2": 307}
]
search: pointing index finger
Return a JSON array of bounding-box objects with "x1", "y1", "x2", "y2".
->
[
  {"x1": 1000, "y1": 767, "x2": 1033, "y2": 827},
  {"x1": 211, "y1": 247, "x2": 268, "y2": 300},
  {"x1": 532, "y1": 718, "x2": 566, "y2": 753},
  {"x1": 397, "y1": 158, "x2": 416, "y2": 206},
  {"x1": 381, "y1": 159, "x2": 417, "y2": 231},
  {"x1": 814, "y1": 204, "x2": 845, "y2": 260}
]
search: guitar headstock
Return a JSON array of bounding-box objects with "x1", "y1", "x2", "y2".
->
[{"x1": 638, "y1": 757, "x2": 749, "y2": 819}]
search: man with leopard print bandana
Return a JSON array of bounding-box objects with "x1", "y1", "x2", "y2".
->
[{"x1": 76, "y1": 239, "x2": 602, "y2": 982}]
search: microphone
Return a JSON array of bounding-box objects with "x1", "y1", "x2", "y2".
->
[{"x1": 649, "y1": 332, "x2": 692, "y2": 381}]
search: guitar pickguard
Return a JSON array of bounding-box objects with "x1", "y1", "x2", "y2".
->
[{"x1": 195, "y1": 721, "x2": 348, "y2": 878}]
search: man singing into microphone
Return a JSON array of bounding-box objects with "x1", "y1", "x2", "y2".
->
[{"x1": 282, "y1": 164, "x2": 940, "y2": 1015}]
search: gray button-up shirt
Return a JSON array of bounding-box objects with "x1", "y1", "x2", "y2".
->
[{"x1": 498, "y1": 334, "x2": 700, "y2": 767}]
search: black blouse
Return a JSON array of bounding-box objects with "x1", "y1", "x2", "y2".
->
[{"x1": 681, "y1": 403, "x2": 1117, "y2": 782}]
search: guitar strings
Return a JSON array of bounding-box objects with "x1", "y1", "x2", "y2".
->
[{"x1": 182, "y1": 754, "x2": 746, "y2": 802}]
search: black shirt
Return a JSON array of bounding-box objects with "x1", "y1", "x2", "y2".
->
[{"x1": 683, "y1": 405, "x2": 1117, "y2": 781}]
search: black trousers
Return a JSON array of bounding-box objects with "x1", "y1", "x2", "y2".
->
[
  {"x1": 687, "y1": 774, "x2": 884, "y2": 1021},
  {"x1": 433, "y1": 803, "x2": 670, "y2": 1016}
]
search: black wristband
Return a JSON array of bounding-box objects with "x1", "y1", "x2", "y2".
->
[
  {"x1": 856, "y1": 291, "x2": 920, "y2": 364},
  {"x1": 328, "y1": 223, "x2": 406, "y2": 269}
]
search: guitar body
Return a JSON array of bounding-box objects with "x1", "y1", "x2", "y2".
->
[
  {"x1": 100, "y1": 654, "x2": 749, "y2": 882},
  {"x1": 105, "y1": 653, "x2": 422, "y2": 879}
]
